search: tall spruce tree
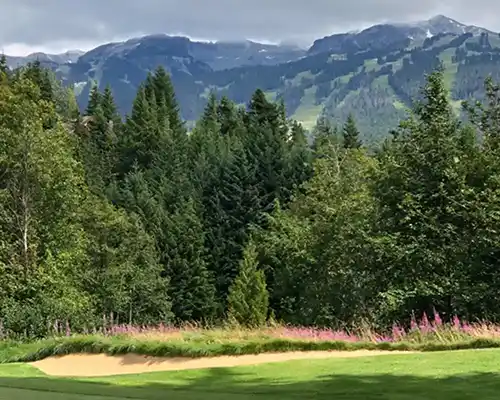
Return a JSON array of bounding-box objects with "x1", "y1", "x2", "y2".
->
[
  {"x1": 85, "y1": 85, "x2": 102, "y2": 116},
  {"x1": 0, "y1": 54, "x2": 7, "y2": 76},
  {"x1": 374, "y1": 69, "x2": 473, "y2": 323},
  {"x1": 227, "y1": 242, "x2": 269, "y2": 327},
  {"x1": 342, "y1": 113, "x2": 362, "y2": 149}
]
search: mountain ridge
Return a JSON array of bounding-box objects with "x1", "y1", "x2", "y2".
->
[{"x1": 5, "y1": 15, "x2": 500, "y2": 142}]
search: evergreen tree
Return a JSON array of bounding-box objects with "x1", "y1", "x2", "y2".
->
[
  {"x1": 85, "y1": 84, "x2": 102, "y2": 116},
  {"x1": 150, "y1": 66, "x2": 184, "y2": 135},
  {"x1": 23, "y1": 61, "x2": 54, "y2": 104},
  {"x1": 342, "y1": 113, "x2": 362, "y2": 149},
  {"x1": 101, "y1": 85, "x2": 122, "y2": 126},
  {"x1": 373, "y1": 69, "x2": 472, "y2": 322},
  {"x1": 313, "y1": 116, "x2": 340, "y2": 155},
  {"x1": 218, "y1": 96, "x2": 241, "y2": 136},
  {"x1": 0, "y1": 54, "x2": 8, "y2": 77},
  {"x1": 164, "y1": 198, "x2": 217, "y2": 322},
  {"x1": 246, "y1": 89, "x2": 290, "y2": 212},
  {"x1": 118, "y1": 85, "x2": 160, "y2": 175},
  {"x1": 227, "y1": 242, "x2": 269, "y2": 327},
  {"x1": 78, "y1": 84, "x2": 121, "y2": 194},
  {"x1": 287, "y1": 120, "x2": 313, "y2": 196},
  {"x1": 202, "y1": 136, "x2": 260, "y2": 311}
]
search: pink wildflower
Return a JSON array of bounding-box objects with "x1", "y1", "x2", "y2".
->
[
  {"x1": 419, "y1": 312, "x2": 431, "y2": 333},
  {"x1": 410, "y1": 315, "x2": 418, "y2": 331},
  {"x1": 392, "y1": 324, "x2": 405, "y2": 340},
  {"x1": 433, "y1": 308, "x2": 443, "y2": 327}
]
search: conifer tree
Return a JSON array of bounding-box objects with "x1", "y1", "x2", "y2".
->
[
  {"x1": 203, "y1": 136, "x2": 261, "y2": 310},
  {"x1": 287, "y1": 120, "x2": 313, "y2": 196},
  {"x1": 201, "y1": 91, "x2": 219, "y2": 131},
  {"x1": 313, "y1": 116, "x2": 340, "y2": 155},
  {"x1": 374, "y1": 69, "x2": 470, "y2": 322},
  {"x1": 0, "y1": 54, "x2": 8, "y2": 77},
  {"x1": 118, "y1": 85, "x2": 159, "y2": 175},
  {"x1": 23, "y1": 61, "x2": 54, "y2": 104},
  {"x1": 101, "y1": 85, "x2": 122, "y2": 125},
  {"x1": 342, "y1": 113, "x2": 362, "y2": 149},
  {"x1": 218, "y1": 96, "x2": 240, "y2": 136},
  {"x1": 227, "y1": 242, "x2": 269, "y2": 327},
  {"x1": 246, "y1": 89, "x2": 290, "y2": 213},
  {"x1": 85, "y1": 85, "x2": 102, "y2": 116},
  {"x1": 150, "y1": 66, "x2": 184, "y2": 135},
  {"x1": 163, "y1": 198, "x2": 217, "y2": 322}
]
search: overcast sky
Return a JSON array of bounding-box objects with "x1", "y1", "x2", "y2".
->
[{"x1": 2, "y1": 0, "x2": 500, "y2": 56}]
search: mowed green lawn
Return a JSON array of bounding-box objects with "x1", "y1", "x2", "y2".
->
[{"x1": 1, "y1": 350, "x2": 500, "y2": 399}]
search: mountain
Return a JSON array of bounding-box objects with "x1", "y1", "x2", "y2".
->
[
  {"x1": 7, "y1": 15, "x2": 500, "y2": 144},
  {"x1": 308, "y1": 15, "x2": 494, "y2": 55},
  {"x1": 6, "y1": 50, "x2": 84, "y2": 68},
  {"x1": 415, "y1": 14, "x2": 495, "y2": 36}
]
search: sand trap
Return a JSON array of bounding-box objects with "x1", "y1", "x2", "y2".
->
[{"x1": 30, "y1": 350, "x2": 415, "y2": 377}]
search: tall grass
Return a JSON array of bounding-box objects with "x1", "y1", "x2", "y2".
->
[
  {"x1": 89, "y1": 311, "x2": 500, "y2": 345},
  {"x1": 2, "y1": 312, "x2": 500, "y2": 363}
]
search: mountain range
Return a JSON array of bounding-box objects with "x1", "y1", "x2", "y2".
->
[{"x1": 6, "y1": 15, "x2": 500, "y2": 143}]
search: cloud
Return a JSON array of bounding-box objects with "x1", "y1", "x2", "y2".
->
[{"x1": 1, "y1": 0, "x2": 500, "y2": 55}]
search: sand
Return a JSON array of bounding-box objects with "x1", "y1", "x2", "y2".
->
[{"x1": 30, "y1": 350, "x2": 415, "y2": 377}]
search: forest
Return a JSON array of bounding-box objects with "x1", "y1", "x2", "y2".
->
[{"x1": 2, "y1": 53, "x2": 500, "y2": 339}]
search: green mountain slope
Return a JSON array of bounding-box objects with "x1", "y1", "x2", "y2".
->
[{"x1": 10, "y1": 16, "x2": 500, "y2": 144}]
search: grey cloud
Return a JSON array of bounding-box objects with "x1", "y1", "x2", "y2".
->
[{"x1": 1, "y1": 0, "x2": 499, "y2": 51}]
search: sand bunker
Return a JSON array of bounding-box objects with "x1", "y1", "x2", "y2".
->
[{"x1": 30, "y1": 350, "x2": 415, "y2": 377}]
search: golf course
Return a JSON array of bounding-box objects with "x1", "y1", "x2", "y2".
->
[{"x1": 0, "y1": 348, "x2": 499, "y2": 399}]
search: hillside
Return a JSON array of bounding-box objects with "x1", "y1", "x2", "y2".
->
[{"x1": 9, "y1": 15, "x2": 500, "y2": 144}]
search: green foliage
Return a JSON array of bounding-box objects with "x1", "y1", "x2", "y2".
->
[
  {"x1": 227, "y1": 243, "x2": 269, "y2": 327},
  {"x1": 342, "y1": 114, "x2": 362, "y2": 149},
  {"x1": 0, "y1": 68, "x2": 93, "y2": 336},
  {"x1": 8, "y1": 57, "x2": 500, "y2": 338},
  {"x1": 372, "y1": 69, "x2": 473, "y2": 323}
]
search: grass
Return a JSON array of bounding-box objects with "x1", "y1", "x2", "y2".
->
[
  {"x1": 292, "y1": 86, "x2": 323, "y2": 130},
  {"x1": 438, "y1": 48, "x2": 458, "y2": 93},
  {"x1": 363, "y1": 58, "x2": 381, "y2": 72},
  {"x1": 2, "y1": 349, "x2": 500, "y2": 398},
  {"x1": 3, "y1": 332, "x2": 500, "y2": 365},
  {"x1": 4, "y1": 312, "x2": 500, "y2": 363}
]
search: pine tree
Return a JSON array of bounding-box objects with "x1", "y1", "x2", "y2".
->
[
  {"x1": 23, "y1": 61, "x2": 54, "y2": 104},
  {"x1": 246, "y1": 89, "x2": 291, "y2": 213},
  {"x1": 85, "y1": 84, "x2": 102, "y2": 116},
  {"x1": 151, "y1": 66, "x2": 184, "y2": 135},
  {"x1": 374, "y1": 69, "x2": 470, "y2": 322},
  {"x1": 218, "y1": 96, "x2": 240, "y2": 136},
  {"x1": 287, "y1": 120, "x2": 313, "y2": 197},
  {"x1": 164, "y1": 198, "x2": 217, "y2": 322},
  {"x1": 342, "y1": 113, "x2": 362, "y2": 149},
  {"x1": 227, "y1": 242, "x2": 269, "y2": 327},
  {"x1": 0, "y1": 54, "x2": 8, "y2": 77},
  {"x1": 118, "y1": 85, "x2": 160, "y2": 175},
  {"x1": 101, "y1": 85, "x2": 122, "y2": 125},
  {"x1": 203, "y1": 136, "x2": 261, "y2": 311},
  {"x1": 78, "y1": 85, "x2": 121, "y2": 194},
  {"x1": 313, "y1": 116, "x2": 340, "y2": 155}
]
